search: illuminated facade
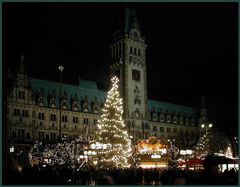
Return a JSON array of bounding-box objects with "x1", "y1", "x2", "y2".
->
[{"x1": 6, "y1": 7, "x2": 206, "y2": 148}]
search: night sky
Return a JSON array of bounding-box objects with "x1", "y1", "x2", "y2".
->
[{"x1": 3, "y1": 3, "x2": 238, "y2": 137}]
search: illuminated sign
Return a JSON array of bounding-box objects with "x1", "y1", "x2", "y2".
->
[{"x1": 151, "y1": 154, "x2": 161, "y2": 159}]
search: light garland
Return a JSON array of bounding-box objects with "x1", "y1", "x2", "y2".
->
[{"x1": 29, "y1": 140, "x2": 90, "y2": 168}]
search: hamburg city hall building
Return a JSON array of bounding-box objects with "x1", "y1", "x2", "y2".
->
[{"x1": 5, "y1": 6, "x2": 209, "y2": 159}]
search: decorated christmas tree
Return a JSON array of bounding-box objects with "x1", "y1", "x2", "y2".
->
[
  {"x1": 194, "y1": 131, "x2": 212, "y2": 157},
  {"x1": 95, "y1": 76, "x2": 132, "y2": 168},
  {"x1": 194, "y1": 129, "x2": 231, "y2": 157}
]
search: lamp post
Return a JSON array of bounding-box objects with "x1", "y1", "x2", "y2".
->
[
  {"x1": 58, "y1": 65, "x2": 64, "y2": 142},
  {"x1": 201, "y1": 123, "x2": 213, "y2": 132},
  {"x1": 9, "y1": 121, "x2": 15, "y2": 154}
]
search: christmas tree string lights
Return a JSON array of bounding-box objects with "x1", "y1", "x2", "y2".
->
[{"x1": 95, "y1": 76, "x2": 132, "y2": 168}]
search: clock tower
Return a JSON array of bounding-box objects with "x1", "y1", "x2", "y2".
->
[{"x1": 109, "y1": 6, "x2": 148, "y2": 131}]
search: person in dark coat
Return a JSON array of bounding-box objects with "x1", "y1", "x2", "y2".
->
[
  {"x1": 194, "y1": 154, "x2": 229, "y2": 185},
  {"x1": 3, "y1": 155, "x2": 22, "y2": 185}
]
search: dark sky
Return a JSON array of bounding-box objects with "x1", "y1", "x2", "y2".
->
[{"x1": 3, "y1": 3, "x2": 238, "y2": 136}]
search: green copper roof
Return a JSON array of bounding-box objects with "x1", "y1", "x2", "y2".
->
[
  {"x1": 30, "y1": 78, "x2": 197, "y2": 117},
  {"x1": 79, "y1": 80, "x2": 98, "y2": 90},
  {"x1": 124, "y1": 6, "x2": 131, "y2": 33},
  {"x1": 148, "y1": 99, "x2": 197, "y2": 117},
  {"x1": 30, "y1": 78, "x2": 107, "y2": 110}
]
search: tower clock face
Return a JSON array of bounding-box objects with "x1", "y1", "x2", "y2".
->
[{"x1": 132, "y1": 69, "x2": 140, "y2": 81}]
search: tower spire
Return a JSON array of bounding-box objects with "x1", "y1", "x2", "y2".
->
[
  {"x1": 14, "y1": 54, "x2": 29, "y2": 87},
  {"x1": 199, "y1": 95, "x2": 207, "y2": 126},
  {"x1": 7, "y1": 65, "x2": 12, "y2": 80},
  {"x1": 78, "y1": 74, "x2": 81, "y2": 85},
  {"x1": 19, "y1": 54, "x2": 26, "y2": 74},
  {"x1": 201, "y1": 95, "x2": 206, "y2": 108},
  {"x1": 113, "y1": 5, "x2": 143, "y2": 41}
]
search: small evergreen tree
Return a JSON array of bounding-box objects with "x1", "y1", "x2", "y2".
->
[
  {"x1": 194, "y1": 130, "x2": 231, "y2": 157},
  {"x1": 194, "y1": 131, "x2": 212, "y2": 156}
]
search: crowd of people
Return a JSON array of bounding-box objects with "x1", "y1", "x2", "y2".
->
[{"x1": 3, "y1": 154, "x2": 238, "y2": 185}]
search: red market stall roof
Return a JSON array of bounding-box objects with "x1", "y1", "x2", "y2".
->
[
  {"x1": 177, "y1": 157, "x2": 238, "y2": 167},
  {"x1": 188, "y1": 158, "x2": 203, "y2": 165},
  {"x1": 227, "y1": 158, "x2": 238, "y2": 164},
  {"x1": 177, "y1": 158, "x2": 203, "y2": 166}
]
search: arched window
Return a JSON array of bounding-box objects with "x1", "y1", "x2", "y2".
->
[
  {"x1": 46, "y1": 134, "x2": 49, "y2": 141},
  {"x1": 12, "y1": 131, "x2": 16, "y2": 139},
  {"x1": 134, "y1": 31, "x2": 138, "y2": 37},
  {"x1": 130, "y1": 46, "x2": 133, "y2": 54},
  {"x1": 132, "y1": 121, "x2": 135, "y2": 128},
  {"x1": 159, "y1": 114, "x2": 165, "y2": 123},
  {"x1": 179, "y1": 117, "x2": 184, "y2": 125},
  {"x1": 167, "y1": 115, "x2": 172, "y2": 123},
  {"x1": 22, "y1": 91, "x2": 25, "y2": 99},
  {"x1": 26, "y1": 132, "x2": 30, "y2": 140},
  {"x1": 113, "y1": 46, "x2": 116, "y2": 58},
  {"x1": 185, "y1": 117, "x2": 190, "y2": 125},
  {"x1": 111, "y1": 46, "x2": 114, "y2": 58},
  {"x1": 82, "y1": 96, "x2": 89, "y2": 112},
  {"x1": 18, "y1": 90, "x2": 25, "y2": 99},
  {"x1": 147, "y1": 111, "x2": 151, "y2": 121},
  {"x1": 191, "y1": 118, "x2": 195, "y2": 126},
  {"x1": 134, "y1": 108, "x2": 140, "y2": 118},
  {"x1": 116, "y1": 43, "x2": 119, "y2": 57},
  {"x1": 120, "y1": 43, "x2": 122, "y2": 56},
  {"x1": 152, "y1": 112, "x2": 158, "y2": 121},
  {"x1": 138, "y1": 49, "x2": 141, "y2": 57},
  {"x1": 173, "y1": 116, "x2": 178, "y2": 124}
]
